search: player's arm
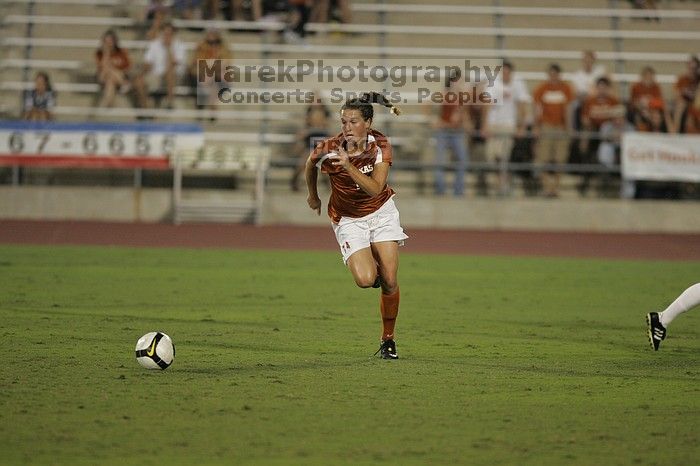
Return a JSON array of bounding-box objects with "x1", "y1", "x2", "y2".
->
[
  {"x1": 336, "y1": 158, "x2": 389, "y2": 198},
  {"x1": 304, "y1": 152, "x2": 321, "y2": 215}
]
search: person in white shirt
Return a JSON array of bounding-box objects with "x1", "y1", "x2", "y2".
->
[
  {"x1": 570, "y1": 50, "x2": 607, "y2": 99},
  {"x1": 134, "y1": 22, "x2": 188, "y2": 109},
  {"x1": 481, "y1": 60, "x2": 531, "y2": 196}
]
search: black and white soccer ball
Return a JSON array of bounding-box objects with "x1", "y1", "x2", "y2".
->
[{"x1": 135, "y1": 332, "x2": 175, "y2": 370}]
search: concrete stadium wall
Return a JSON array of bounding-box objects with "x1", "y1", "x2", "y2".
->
[{"x1": 1, "y1": 186, "x2": 699, "y2": 233}]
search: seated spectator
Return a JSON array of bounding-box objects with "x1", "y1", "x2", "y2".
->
[
  {"x1": 202, "y1": 0, "x2": 219, "y2": 19},
  {"x1": 284, "y1": 0, "x2": 312, "y2": 44},
  {"x1": 681, "y1": 93, "x2": 700, "y2": 134},
  {"x1": 578, "y1": 77, "x2": 621, "y2": 195},
  {"x1": 133, "y1": 22, "x2": 188, "y2": 110},
  {"x1": 597, "y1": 108, "x2": 634, "y2": 197},
  {"x1": 144, "y1": 0, "x2": 171, "y2": 40},
  {"x1": 627, "y1": 0, "x2": 659, "y2": 21},
  {"x1": 23, "y1": 72, "x2": 55, "y2": 121},
  {"x1": 629, "y1": 66, "x2": 662, "y2": 119},
  {"x1": 532, "y1": 63, "x2": 574, "y2": 198},
  {"x1": 95, "y1": 29, "x2": 131, "y2": 108},
  {"x1": 225, "y1": 0, "x2": 262, "y2": 21},
  {"x1": 172, "y1": 0, "x2": 201, "y2": 19},
  {"x1": 189, "y1": 29, "x2": 233, "y2": 112},
  {"x1": 673, "y1": 55, "x2": 700, "y2": 132},
  {"x1": 290, "y1": 92, "x2": 331, "y2": 191},
  {"x1": 634, "y1": 98, "x2": 673, "y2": 133},
  {"x1": 311, "y1": 0, "x2": 352, "y2": 24}
]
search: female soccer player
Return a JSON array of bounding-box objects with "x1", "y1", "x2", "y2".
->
[
  {"x1": 304, "y1": 92, "x2": 408, "y2": 359},
  {"x1": 647, "y1": 283, "x2": 700, "y2": 350}
]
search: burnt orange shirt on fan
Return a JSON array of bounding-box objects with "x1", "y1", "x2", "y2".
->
[
  {"x1": 629, "y1": 82, "x2": 663, "y2": 107},
  {"x1": 310, "y1": 129, "x2": 394, "y2": 223},
  {"x1": 582, "y1": 95, "x2": 621, "y2": 129},
  {"x1": 533, "y1": 81, "x2": 574, "y2": 126}
]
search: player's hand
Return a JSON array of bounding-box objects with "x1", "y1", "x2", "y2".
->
[
  {"x1": 330, "y1": 146, "x2": 351, "y2": 170},
  {"x1": 307, "y1": 194, "x2": 321, "y2": 215}
]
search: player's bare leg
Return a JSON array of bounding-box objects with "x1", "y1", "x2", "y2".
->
[
  {"x1": 371, "y1": 241, "x2": 400, "y2": 359},
  {"x1": 346, "y1": 247, "x2": 378, "y2": 288}
]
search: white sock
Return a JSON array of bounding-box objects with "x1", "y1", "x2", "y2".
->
[{"x1": 659, "y1": 283, "x2": 700, "y2": 328}]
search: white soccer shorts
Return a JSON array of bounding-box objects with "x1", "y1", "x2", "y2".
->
[{"x1": 331, "y1": 197, "x2": 409, "y2": 264}]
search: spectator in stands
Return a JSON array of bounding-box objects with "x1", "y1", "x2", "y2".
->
[
  {"x1": 23, "y1": 72, "x2": 55, "y2": 121},
  {"x1": 629, "y1": 66, "x2": 663, "y2": 120},
  {"x1": 429, "y1": 68, "x2": 471, "y2": 196},
  {"x1": 172, "y1": 0, "x2": 201, "y2": 19},
  {"x1": 284, "y1": 0, "x2": 312, "y2": 44},
  {"x1": 202, "y1": 0, "x2": 219, "y2": 19},
  {"x1": 598, "y1": 107, "x2": 634, "y2": 197},
  {"x1": 311, "y1": 0, "x2": 352, "y2": 24},
  {"x1": 290, "y1": 91, "x2": 331, "y2": 191},
  {"x1": 634, "y1": 97, "x2": 673, "y2": 133},
  {"x1": 680, "y1": 92, "x2": 700, "y2": 134},
  {"x1": 95, "y1": 29, "x2": 131, "y2": 108},
  {"x1": 144, "y1": 0, "x2": 171, "y2": 40},
  {"x1": 579, "y1": 77, "x2": 621, "y2": 195},
  {"x1": 133, "y1": 22, "x2": 188, "y2": 110},
  {"x1": 189, "y1": 29, "x2": 233, "y2": 111},
  {"x1": 225, "y1": 0, "x2": 262, "y2": 21},
  {"x1": 571, "y1": 50, "x2": 607, "y2": 99},
  {"x1": 482, "y1": 60, "x2": 530, "y2": 196},
  {"x1": 569, "y1": 50, "x2": 608, "y2": 180},
  {"x1": 672, "y1": 55, "x2": 700, "y2": 133},
  {"x1": 532, "y1": 63, "x2": 574, "y2": 198}
]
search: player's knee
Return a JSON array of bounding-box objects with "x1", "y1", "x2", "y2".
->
[
  {"x1": 354, "y1": 271, "x2": 377, "y2": 289},
  {"x1": 382, "y1": 278, "x2": 398, "y2": 293}
]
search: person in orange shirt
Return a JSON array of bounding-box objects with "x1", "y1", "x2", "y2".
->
[
  {"x1": 532, "y1": 63, "x2": 574, "y2": 197},
  {"x1": 189, "y1": 28, "x2": 232, "y2": 111},
  {"x1": 633, "y1": 98, "x2": 673, "y2": 133},
  {"x1": 629, "y1": 66, "x2": 663, "y2": 117},
  {"x1": 305, "y1": 92, "x2": 408, "y2": 359},
  {"x1": 95, "y1": 29, "x2": 131, "y2": 108},
  {"x1": 579, "y1": 77, "x2": 621, "y2": 195},
  {"x1": 682, "y1": 92, "x2": 700, "y2": 134},
  {"x1": 674, "y1": 55, "x2": 700, "y2": 133}
]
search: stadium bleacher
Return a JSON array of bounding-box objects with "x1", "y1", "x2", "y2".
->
[{"x1": 1, "y1": 0, "x2": 699, "y2": 198}]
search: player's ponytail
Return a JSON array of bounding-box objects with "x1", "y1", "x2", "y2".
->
[
  {"x1": 342, "y1": 92, "x2": 401, "y2": 121},
  {"x1": 359, "y1": 92, "x2": 401, "y2": 116}
]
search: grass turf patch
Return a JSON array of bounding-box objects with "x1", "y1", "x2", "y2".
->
[{"x1": 0, "y1": 245, "x2": 698, "y2": 465}]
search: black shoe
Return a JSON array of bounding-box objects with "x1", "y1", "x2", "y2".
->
[
  {"x1": 646, "y1": 312, "x2": 666, "y2": 351},
  {"x1": 374, "y1": 339, "x2": 398, "y2": 359}
]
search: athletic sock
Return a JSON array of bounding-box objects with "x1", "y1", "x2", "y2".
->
[
  {"x1": 380, "y1": 288, "x2": 400, "y2": 341},
  {"x1": 659, "y1": 283, "x2": 700, "y2": 328}
]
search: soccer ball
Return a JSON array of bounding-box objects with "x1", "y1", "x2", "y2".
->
[{"x1": 135, "y1": 332, "x2": 175, "y2": 370}]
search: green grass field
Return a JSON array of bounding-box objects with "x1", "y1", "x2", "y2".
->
[{"x1": 0, "y1": 244, "x2": 698, "y2": 465}]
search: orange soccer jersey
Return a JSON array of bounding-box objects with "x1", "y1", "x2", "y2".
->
[{"x1": 310, "y1": 129, "x2": 394, "y2": 223}]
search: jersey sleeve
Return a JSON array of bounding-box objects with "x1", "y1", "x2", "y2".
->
[{"x1": 372, "y1": 130, "x2": 393, "y2": 166}]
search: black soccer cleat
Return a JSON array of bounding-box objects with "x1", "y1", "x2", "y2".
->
[
  {"x1": 374, "y1": 339, "x2": 398, "y2": 359},
  {"x1": 646, "y1": 312, "x2": 666, "y2": 351}
]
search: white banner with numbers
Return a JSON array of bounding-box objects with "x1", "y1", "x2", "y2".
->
[
  {"x1": 621, "y1": 132, "x2": 700, "y2": 182},
  {"x1": 0, "y1": 121, "x2": 204, "y2": 168}
]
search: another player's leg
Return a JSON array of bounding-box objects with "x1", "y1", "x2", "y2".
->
[
  {"x1": 647, "y1": 283, "x2": 700, "y2": 351},
  {"x1": 371, "y1": 241, "x2": 400, "y2": 359}
]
